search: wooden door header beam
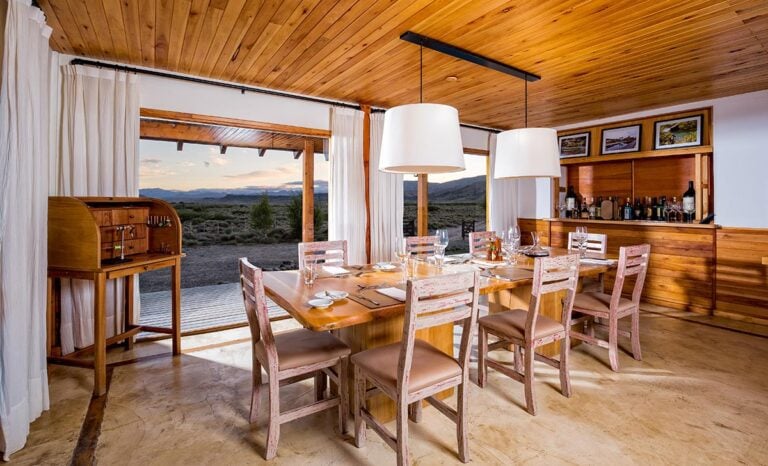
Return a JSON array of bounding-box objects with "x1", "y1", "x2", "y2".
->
[{"x1": 400, "y1": 31, "x2": 540, "y2": 82}]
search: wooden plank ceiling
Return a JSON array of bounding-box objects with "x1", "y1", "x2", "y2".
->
[
  {"x1": 140, "y1": 118, "x2": 326, "y2": 153},
  {"x1": 40, "y1": 0, "x2": 768, "y2": 129}
]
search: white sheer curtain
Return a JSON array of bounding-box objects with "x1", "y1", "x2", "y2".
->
[
  {"x1": 488, "y1": 133, "x2": 519, "y2": 232},
  {"x1": 54, "y1": 64, "x2": 140, "y2": 354},
  {"x1": 328, "y1": 107, "x2": 367, "y2": 264},
  {"x1": 0, "y1": 0, "x2": 52, "y2": 459},
  {"x1": 369, "y1": 112, "x2": 403, "y2": 262}
]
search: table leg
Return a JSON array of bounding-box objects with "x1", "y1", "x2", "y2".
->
[
  {"x1": 171, "y1": 258, "x2": 181, "y2": 355},
  {"x1": 124, "y1": 274, "x2": 135, "y2": 350},
  {"x1": 94, "y1": 272, "x2": 107, "y2": 396},
  {"x1": 46, "y1": 277, "x2": 54, "y2": 356}
]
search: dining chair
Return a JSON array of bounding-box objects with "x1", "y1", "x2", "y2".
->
[
  {"x1": 352, "y1": 271, "x2": 480, "y2": 465},
  {"x1": 469, "y1": 231, "x2": 496, "y2": 254},
  {"x1": 567, "y1": 231, "x2": 608, "y2": 253},
  {"x1": 404, "y1": 235, "x2": 438, "y2": 257},
  {"x1": 477, "y1": 254, "x2": 580, "y2": 416},
  {"x1": 298, "y1": 239, "x2": 348, "y2": 269},
  {"x1": 239, "y1": 258, "x2": 351, "y2": 460},
  {"x1": 569, "y1": 244, "x2": 650, "y2": 372}
]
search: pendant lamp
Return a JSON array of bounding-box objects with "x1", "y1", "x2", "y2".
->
[
  {"x1": 494, "y1": 79, "x2": 560, "y2": 178},
  {"x1": 379, "y1": 46, "x2": 465, "y2": 174}
]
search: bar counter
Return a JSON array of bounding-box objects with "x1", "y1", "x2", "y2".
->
[{"x1": 519, "y1": 218, "x2": 719, "y2": 313}]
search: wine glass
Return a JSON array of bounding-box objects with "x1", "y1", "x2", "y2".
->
[
  {"x1": 502, "y1": 231, "x2": 519, "y2": 266},
  {"x1": 435, "y1": 229, "x2": 449, "y2": 249},
  {"x1": 394, "y1": 239, "x2": 409, "y2": 283},
  {"x1": 509, "y1": 225, "x2": 521, "y2": 246},
  {"x1": 574, "y1": 226, "x2": 588, "y2": 257}
]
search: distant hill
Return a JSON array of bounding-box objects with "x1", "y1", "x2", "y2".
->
[
  {"x1": 404, "y1": 175, "x2": 486, "y2": 203},
  {"x1": 142, "y1": 175, "x2": 484, "y2": 204}
]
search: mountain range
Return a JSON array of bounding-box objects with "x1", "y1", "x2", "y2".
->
[{"x1": 141, "y1": 175, "x2": 485, "y2": 204}]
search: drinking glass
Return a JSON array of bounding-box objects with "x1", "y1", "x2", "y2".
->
[
  {"x1": 394, "y1": 239, "x2": 409, "y2": 283},
  {"x1": 574, "y1": 226, "x2": 588, "y2": 257},
  {"x1": 509, "y1": 225, "x2": 521, "y2": 245},
  {"x1": 435, "y1": 229, "x2": 449, "y2": 249},
  {"x1": 502, "y1": 231, "x2": 519, "y2": 266},
  {"x1": 303, "y1": 260, "x2": 317, "y2": 287},
  {"x1": 433, "y1": 244, "x2": 447, "y2": 270}
]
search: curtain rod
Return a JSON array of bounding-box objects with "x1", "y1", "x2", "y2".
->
[{"x1": 69, "y1": 58, "x2": 500, "y2": 133}]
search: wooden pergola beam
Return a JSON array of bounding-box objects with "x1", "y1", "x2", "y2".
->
[
  {"x1": 220, "y1": 145, "x2": 227, "y2": 155},
  {"x1": 293, "y1": 150, "x2": 302, "y2": 160},
  {"x1": 258, "y1": 148, "x2": 267, "y2": 157},
  {"x1": 176, "y1": 141, "x2": 183, "y2": 151}
]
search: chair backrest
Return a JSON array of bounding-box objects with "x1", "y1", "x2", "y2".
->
[
  {"x1": 398, "y1": 272, "x2": 480, "y2": 396},
  {"x1": 567, "y1": 232, "x2": 608, "y2": 254},
  {"x1": 611, "y1": 244, "x2": 651, "y2": 307},
  {"x1": 526, "y1": 254, "x2": 581, "y2": 338},
  {"x1": 239, "y1": 258, "x2": 277, "y2": 367},
  {"x1": 469, "y1": 231, "x2": 496, "y2": 254},
  {"x1": 405, "y1": 235, "x2": 438, "y2": 256},
  {"x1": 298, "y1": 240, "x2": 348, "y2": 269}
]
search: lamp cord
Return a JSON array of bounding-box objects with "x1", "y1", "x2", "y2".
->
[
  {"x1": 524, "y1": 78, "x2": 528, "y2": 128},
  {"x1": 420, "y1": 45, "x2": 423, "y2": 104}
]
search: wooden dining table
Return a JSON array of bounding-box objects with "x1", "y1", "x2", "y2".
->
[{"x1": 263, "y1": 248, "x2": 614, "y2": 420}]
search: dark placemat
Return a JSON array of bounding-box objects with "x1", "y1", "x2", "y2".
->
[{"x1": 348, "y1": 287, "x2": 404, "y2": 309}]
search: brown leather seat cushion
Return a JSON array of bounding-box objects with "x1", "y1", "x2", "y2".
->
[
  {"x1": 478, "y1": 309, "x2": 564, "y2": 341},
  {"x1": 265, "y1": 329, "x2": 350, "y2": 371},
  {"x1": 573, "y1": 292, "x2": 636, "y2": 316},
  {"x1": 351, "y1": 340, "x2": 461, "y2": 394}
]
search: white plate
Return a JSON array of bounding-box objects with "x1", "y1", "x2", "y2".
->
[
  {"x1": 314, "y1": 290, "x2": 349, "y2": 301},
  {"x1": 308, "y1": 298, "x2": 333, "y2": 309},
  {"x1": 373, "y1": 263, "x2": 398, "y2": 272}
]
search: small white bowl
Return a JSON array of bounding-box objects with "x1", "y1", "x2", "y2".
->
[
  {"x1": 308, "y1": 298, "x2": 333, "y2": 309},
  {"x1": 314, "y1": 290, "x2": 349, "y2": 301},
  {"x1": 373, "y1": 263, "x2": 398, "y2": 272}
]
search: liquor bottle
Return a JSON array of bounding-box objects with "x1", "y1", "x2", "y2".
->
[
  {"x1": 645, "y1": 197, "x2": 653, "y2": 220},
  {"x1": 633, "y1": 198, "x2": 643, "y2": 220},
  {"x1": 595, "y1": 196, "x2": 603, "y2": 219},
  {"x1": 682, "y1": 180, "x2": 696, "y2": 222},
  {"x1": 623, "y1": 197, "x2": 633, "y2": 220},
  {"x1": 580, "y1": 201, "x2": 590, "y2": 219},
  {"x1": 660, "y1": 196, "x2": 667, "y2": 221},
  {"x1": 650, "y1": 197, "x2": 658, "y2": 221},
  {"x1": 565, "y1": 185, "x2": 576, "y2": 218},
  {"x1": 588, "y1": 197, "x2": 597, "y2": 219},
  {"x1": 600, "y1": 196, "x2": 613, "y2": 220}
]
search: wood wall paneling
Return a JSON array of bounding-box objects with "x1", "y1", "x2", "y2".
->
[
  {"x1": 715, "y1": 228, "x2": 768, "y2": 322},
  {"x1": 633, "y1": 156, "x2": 695, "y2": 200},
  {"x1": 566, "y1": 161, "x2": 632, "y2": 202},
  {"x1": 38, "y1": 2, "x2": 768, "y2": 129}
]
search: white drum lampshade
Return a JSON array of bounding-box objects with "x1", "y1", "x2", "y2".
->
[
  {"x1": 379, "y1": 103, "x2": 465, "y2": 174},
  {"x1": 493, "y1": 127, "x2": 561, "y2": 178}
]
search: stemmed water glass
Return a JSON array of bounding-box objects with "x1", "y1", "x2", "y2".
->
[
  {"x1": 502, "y1": 229, "x2": 520, "y2": 266},
  {"x1": 435, "y1": 229, "x2": 449, "y2": 250},
  {"x1": 394, "y1": 239, "x2": 409, "y2": 283},
  {"x1": 573, "y1": 226, "x2": 588, "y2": 257}
]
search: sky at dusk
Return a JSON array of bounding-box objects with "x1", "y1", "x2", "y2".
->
[{"x1": 140, "y1": 139, "x2": 487, "y2": 191}]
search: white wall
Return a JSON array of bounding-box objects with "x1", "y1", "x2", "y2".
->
[{"x1": 521, "y1": 89, "x2": 768, "y2": 228}]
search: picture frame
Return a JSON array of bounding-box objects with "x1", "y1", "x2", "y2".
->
[
  {"x1": 601, "y1": 124, "x2": 642, "y2": 155},
  {"x1": 654, "y1": 114, "x2": 703, "y2": 149},
  {"x1": 558, "y1": 132, "x2": 590, "y2": 158}
]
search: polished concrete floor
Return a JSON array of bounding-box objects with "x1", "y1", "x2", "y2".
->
[{"x1": 10, "y1": 305, "x2": 768, "y2": 465}]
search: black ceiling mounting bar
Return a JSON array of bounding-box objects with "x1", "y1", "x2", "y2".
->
[
  {"x1": 69, "y1": 58, "x2": 500, "y2": 133},
  {"x1": 400, "y1": 31, "x2": 540, "y2": 82}
]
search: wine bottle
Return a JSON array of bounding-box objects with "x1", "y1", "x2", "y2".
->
[
  {"x1": 588, "y1": 197, "x2": 597, "y2": 219},
  {"x1": 660, "y1": 196, "x2": 667, "y2": 221},
  {"x1": 633, "y1": 198, "x2": 642, "y2": 220},
  {"x1": 580, "y1": 200, "x2": 590, "y2": 219},
  {"x1": 565, "y1": 185, "x2": 576, "y2": 218},
  {"x1": 645, "y1": 196, "x2": 653, "y2": 220},
  {"x1": 682, "y1": 180, "x2": 695, "y2": 222},
  {"x1": 650, "y1": 197, "x2": 658, "y2": 221},
  {"x1": 623, "y1": 197, "x2": 633, "y2": 220},
  {"x1": 595, "y1": 196, "x2": 603, "y2": 219}
]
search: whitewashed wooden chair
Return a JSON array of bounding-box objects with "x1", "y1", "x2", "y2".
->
[
  {"x1": 352, "y1": 271, "x2": 481, "y2": 465},
  {"x1": 567, "y1": 231, "x2": 608, "y2": 254},
  {"x1": 404, "y1": 235, "x2": 438, "y2": 257},
  {"x1": 469, "y1": 230, "x2": 496, "y2": 254},
  {"x1": 239, "y1": 258, "x2": 351, "y2": 460},
  {"x1": 298, "y1": 239, "x2": 348, "y2": 269},
  {"x1": 570, "y1": 244, "x2": 650, "y2": 372},
  {"x1": 478, "y1": 254, "x2": 580, "y2": 416}
]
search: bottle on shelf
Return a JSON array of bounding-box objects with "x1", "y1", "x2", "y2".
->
[
  {"x1": 565, "y1": 185, "x2": 576, "y2": 219},
  {"x1": 650, "y1": 197, "x2": 659, "y2": 221},
  {"x1": 601, "y1": 196, "x2": 613, "y2": 220},
  {"x1": 645, "y1": 196, "x2": 653, "y2": 220},
  {"x1": 623, "y1": 197, "x2": 633, "y2": 220},
  {"x1": 660, "y1": 196, "x2": 667, "y2": 221},
  {"x1": 588, "y1": 197, "x2": 597, "y2": 219},
  {"x1": 682, "y1": 180, "x2": 696, "y2": 222},
  {"x1": 595, "y1": 196, "x2": 603, "y2": 219},
  {"x1": 633, "y1": 198, "x2": 643, "y2": 220},
  {"x1": 580, "y1": 200, "x2": 590, "y2": 219}
]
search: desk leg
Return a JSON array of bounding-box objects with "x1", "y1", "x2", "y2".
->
[
  {"x1": 171, "y1": 258, "x2": 181, "y2": 355},
  {"x1": 94, "y1": 272, "x2": 107, "y2": 396},
  {"x1": 124, "y1": 275, "x2": 135, "y2": 350}
]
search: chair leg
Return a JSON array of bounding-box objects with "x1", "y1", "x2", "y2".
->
[
  {"x1": 477, "y1": 326, "x2": 487, "y2": 387},
  {"x1": 408, "y1": 401, "x2": 422, "y2": 423},
  {"x1": 513, "y1": 344, "x2": 523, "y2": 373},
  {"x1": 353, "y1": 366, "x2": 366, "y2": 448},
  {"x1": 338, "y1": 358, "x2": 349, "y2": 434},
  {"x1": 457, "y1": 381, "x2": 470, "y2": 463},
  {"x1": 265, "y1": 372, "x2": 280, "y2": 460},
  {"x1": 608, "y1": 316, "x2": 620, "y2": 372},
  {"x1": 523, "y1": 345, "x2": 537, "y2": 416},
  {"x1": 396, "y1": 397, "x2": 410, "y2": 466},
  {"x1": 631, "y1": 310, "x2": 642, "y2": 361},
  {"x1": 315, "y1": 372, "x2": 327, "y2": 401},
  {"x1": 559, "y1": 335, "x2": 572, "y2": 398},
  {"x1": 249, "y1": 358, "x2": 262, "y2": 424}
]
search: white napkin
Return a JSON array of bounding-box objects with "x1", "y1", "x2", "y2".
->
[
  {"x1": 322, "y1": 265, "x2": 350, "y2": 275},
  {"x1": 580, "y1": 258, "x2": 616, "y2": 265},
  {"x1": 376, "y1": 287, "x2": 406, "y2": 302}
]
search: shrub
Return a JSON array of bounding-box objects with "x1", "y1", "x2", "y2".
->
[
  {"x1": 250, "y1": 195, "x2": 274, "y2": 230},
  {"x1": 287, "y1": 195, "x2": 302, "y2": 239}
]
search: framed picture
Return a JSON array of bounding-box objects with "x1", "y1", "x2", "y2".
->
[
  {"x1": 558, "y1": 132, "x2": 590, "y2": 158},
  {"x1": 654, "y1": 114, "x2": 703, "y2": 149},
  {"x1": 601, "y1": 124, "x2": 642, "y2": 155}
]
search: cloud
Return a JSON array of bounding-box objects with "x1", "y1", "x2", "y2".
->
[
  {"x1": 209, "y1": 155, "x2": 229, "y2": 166},
  {"x1": 223, "y1": 166, "x2": 298, "y2": 182},
  {"x1": 141, "y1": 158, "x2": 162, "y2": 166}
]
